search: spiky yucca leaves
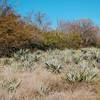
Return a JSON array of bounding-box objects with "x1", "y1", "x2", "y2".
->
[
  {"x1": 10, "y1": 49, "x2": 43, "y2": 71},
  {"x1": 0, "y1": 47, "x2": 99, "y2": 73},
  {"x1": 40, "y1": 49, "x2": 66, "y2": 73},
  {"x1": 1, "y1": 78, "x2": 21, "y2": 93},
  {"x1": 65, "y1": 64, "x2": 99, "y2": 82},
  {"x1": 13, "y1": 49, "x2": 43, "y2": 62},
  {"x1": 45, "y1": 59, "x2": 62, "y2": 73}
]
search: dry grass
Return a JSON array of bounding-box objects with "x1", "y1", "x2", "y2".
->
[
  {"x1": 0, "y1": 64, "x2": 99, "y2": 100},
  {"x1": 0, "y1": 48, "x2": 100, "y2": 100},
  {"x1": 44, "y1": 90, "x2": 96, "y2": 100}
]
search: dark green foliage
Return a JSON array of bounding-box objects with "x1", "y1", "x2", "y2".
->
[{"x1": 42, "y1": 31, "x2": 67, "y2": 49}]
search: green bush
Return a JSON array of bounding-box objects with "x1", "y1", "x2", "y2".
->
[
  {"x1": 66, "y1": 33, "x2": 83, "y2": 49},
  {"x1": 42, "y1": 31, "x2": 68, "y2": 49},
  {"x1": 42, "y1": 31, "x2": 83, "y2": 49}
]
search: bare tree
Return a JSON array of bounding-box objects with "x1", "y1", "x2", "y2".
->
[
  {"x1": 57, "y1": 20, "x2": 70, "y2": 33},
  {"x1": 34, "y1": 11, "x2": 51, "y2": 31},
  {"x1": 0, "y1": 0, "x2": 11, "y2": 16},
  {"x1": 57, "y1": 19, "x2": 99, "y2": 46},
  {"x1": 23, "y1": 11, "x2": 34, "y2": 24},
  {"x1": 78, "y1": 19, "x2": 99, "y2": 46}
]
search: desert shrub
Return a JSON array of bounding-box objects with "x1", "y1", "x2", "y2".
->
[
  {"x1": 42, "y1": 31, "x2": 69, "y2": 49},
  {"x1": 66, "y1": 32, "x2": 83, "y2": 48},
  {"x1": 42, "y1": 31, "x2": 86, "y2": 49},
  {"x1": 0, "y1": 12, "x2": 42, "y2": 57}
]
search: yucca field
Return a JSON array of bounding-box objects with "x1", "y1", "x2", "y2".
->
[
  {"x1": 0, "y1": 0, "x2": 100, "y2": 100},
  {"x1": 0, "y1": 47, "x2": 100, "y2": 100}
]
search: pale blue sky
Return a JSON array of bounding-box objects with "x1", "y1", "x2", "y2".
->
[{"x1": 8, "y1": 0, "x2": 100, "y2": 27}]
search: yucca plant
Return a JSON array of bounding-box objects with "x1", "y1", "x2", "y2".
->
[
  {"x1": 45, "y1": 59, "x2": 62, "y2": 73},
  {"x1": 11, "y1": 49, "x2": 43, "y2": 70},
  {"x1": 4, "y1": 47, "x2": 100, "y2": 72},
  {"x1": 13, "y1": 49, "x2": 43, "y2": 62},
  {"x1": 65, "y1": 64, "x2": 99, "y2": 83},
  {"x1": 1, "y1": 78, "x2": 21, "y2": 93}
]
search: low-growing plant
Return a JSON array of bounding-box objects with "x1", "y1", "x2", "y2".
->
[
  {"x1": 40, "y1": 49, "x2": 65, "y2": 73},
  {"x1": 1, "y1": 47, "x2": 99, "y2": 73},
  {"x1": 36, "y1": 82, "x2": 48, "y2": 96},
  {"x1": 65, "y1": 65, "x2": 99, "y2": 82},
  {"x1": 45, "y1": 59, "x2": 63, "y2": 73},
  {"x1": 10, "y1": 49, "x2": 44, "y2": 71},
  {"x1": 13, "y1": 49, "x2": 43, "y2": 62},
  {"x1": 1, "y1": 78, "x2": 21, "y2": 93}
]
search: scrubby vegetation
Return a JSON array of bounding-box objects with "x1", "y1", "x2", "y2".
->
[
  {"x1": 0, "y1": 1, "x2": 100, "y2": 56},
  {"x1": 0, "y1": 0, "x2": 100, "y2": 100},
  {"x1": 0, "y1": 48, "x2": 100, "y2": 100}
]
